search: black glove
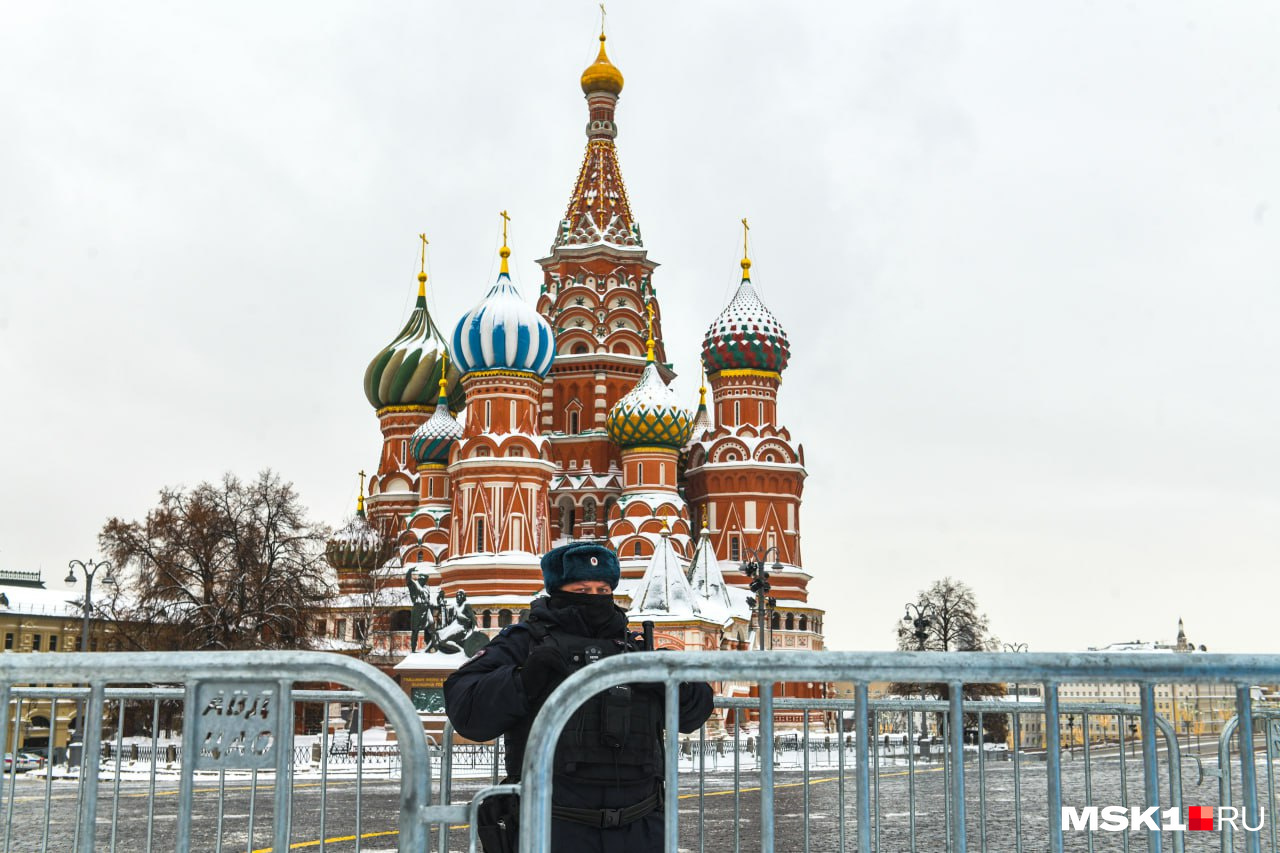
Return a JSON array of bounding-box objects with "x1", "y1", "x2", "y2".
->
[{"x1": 520, "y1": 646, "x2": 571, "y2": 707}]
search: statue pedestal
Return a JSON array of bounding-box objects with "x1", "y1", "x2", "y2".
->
[{"x1": 395, "y1": 650, "x2": 471, "y2": 741}]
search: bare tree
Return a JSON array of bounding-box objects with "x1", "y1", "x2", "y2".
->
[
  {"x1": 897, "y1": 577, "x2": 994, "y2": 653},
  {"x1": 892, "y1": 577, "x2": 1007, "y2": 742},
  {"x1": 99, "y1": 470, "x2": 333, "y2": 651}
]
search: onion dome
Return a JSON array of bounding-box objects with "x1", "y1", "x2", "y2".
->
[
  {"x1": 364, "y1": 242, "x2": 465, "y2": 412},
  {"x1": 701, "y1": 252, "x2": 791, "y2": 376},
  {"x1": 580, "y1": 33, "x2": 624, "y2": 95},
  {"x1": 607, "y1": 309, "x2": 693, "y2": 448},
  {"x1": 324, "y1": 479, "x2": 392, "y2": 571},
  {"x1": 409, "y1": 356, "x2": 463, "y2": 465},
  {"x1": 451, "y1": 222, "x2": 556, "y2": 377}
]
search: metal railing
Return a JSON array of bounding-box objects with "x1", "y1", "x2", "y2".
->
[
  {"x1": 3, "y1": 650, "x2": 1277, "y2": 852},
  {"x1": 519, "y1": 650, "x2": 1280, "y2": 853},
  {"x1": 1218, "y1": 710, "x2": 1280, "y2": 853},
  {"x1": 0, "y1": 652, "x2": 449, "y2": 853}
]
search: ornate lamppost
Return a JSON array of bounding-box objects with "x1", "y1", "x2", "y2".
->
[
  {"x1": 1003, "y1": 642, "x2": 1029, "y2": 749},
  {"x1": 65, "y1": 558, "x2": 113, "y2": 763},
  {"x1": 903, "y1": 602, "x2": 935, "y2": 741},
  {"x1": 739, "y1": 547, "x2": 782, "y2": 652}
]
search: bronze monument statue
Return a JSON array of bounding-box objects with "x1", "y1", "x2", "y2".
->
[{"x1": 404, "y1": 571, "x2": 488, "y2": 656}]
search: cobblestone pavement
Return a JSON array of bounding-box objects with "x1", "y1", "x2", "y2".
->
[{"x1": 0, "y1": 751, "x2": 1267, "y2": 852}]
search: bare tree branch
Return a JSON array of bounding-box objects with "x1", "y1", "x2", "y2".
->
[{"x1": 99, "y1": 470, "x2": 333, "y2": 651}]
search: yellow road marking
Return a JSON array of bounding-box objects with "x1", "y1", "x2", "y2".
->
[{"x1": 254, "y1": 766, "x2": 949, "y2": 850}]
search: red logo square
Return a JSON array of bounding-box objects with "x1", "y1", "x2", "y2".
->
[{"x1": 1189, "y1": 806, "x2": 1215, "y2": 831}]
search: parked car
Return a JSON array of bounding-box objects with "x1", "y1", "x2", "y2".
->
[{"x1": 3, "y1": 753, "x2": 42, "y2": 773}]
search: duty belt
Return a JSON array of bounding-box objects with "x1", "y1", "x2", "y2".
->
[{"x1": 551, "y1": 790, "x2": 661, "y2": 829}]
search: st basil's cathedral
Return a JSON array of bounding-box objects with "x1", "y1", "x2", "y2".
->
[{"x1": 321, "y1": 27, "x2": 825, "y2": 716}]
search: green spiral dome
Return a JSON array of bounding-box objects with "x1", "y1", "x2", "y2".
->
[{"x1": 364, "y1": 274, "x2": 466, "y2": 411}]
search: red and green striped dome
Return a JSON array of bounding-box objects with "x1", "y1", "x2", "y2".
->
[{"x1": 701, "y1": 260, "x2": 790, "y2": 376}]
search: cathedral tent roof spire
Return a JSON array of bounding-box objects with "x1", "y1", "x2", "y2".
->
[
  {"x1": 553, "y1": 24, "x2": 640, "y2": 249},
  {"x1": 687, "y1": 523, "x2": 743, "y2": 623},
  {"x1": 685, "y1": 368, "x2": 713, "y2": 450},
  {"x1": 628, "y1": 522, "x2": 700, "y2": 617}
]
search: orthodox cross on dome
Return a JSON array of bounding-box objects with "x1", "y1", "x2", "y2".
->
[
  {"x1": 499, "y1": 210, "x2": 512, "y2": 274},
  {"x1": 599, "y1": 2, "x2": 606, "y2": 35},
  {"x1": 437, "y1": 350, "x2": 449, "y2": 397},
  {"x1": 645, "y1": 300, "x2": 656, "y2": 363},
  {"x1": 417, "y1": 233, "x2": 429, "y2": 295},
  {"x1": 357, "y1": 470, "x2": 366, "y2": 514},
  {"x1": 740, "y1": 217, "x2": 752, "y2": 278}
]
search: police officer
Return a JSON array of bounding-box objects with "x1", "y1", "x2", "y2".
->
[{"x1": 443, "y1": 542, "x2": 714, "y2": 853}]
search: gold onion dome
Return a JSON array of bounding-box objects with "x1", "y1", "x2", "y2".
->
[
  {"x1": 364, "y1": 250, "x2": 465, "y2": 412},
  {"x1": 606, "y1": 361, "x2": 693, "y2": 449},
  {"x1": 580, "y1": 34, "x2": 624, "y2": 95}
]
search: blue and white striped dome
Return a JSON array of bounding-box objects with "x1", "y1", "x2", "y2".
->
[{"x1": 451, "y1": 261, "x2": 556, "y2": 377}]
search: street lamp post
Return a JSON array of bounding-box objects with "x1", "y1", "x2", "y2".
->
[
  {"x1": 1066, "y1": 715, "x2": 1076, "y2": 759},
  {"x1": 903, "y1": 602, "x2": 935, "y2": 742},
  {"x1": 1003, "y1": 642, "x2": 1029, "y2": 749},
  {"x1": 1128, "y1": 719, "x2": 1138, "y2": 758},
  {"x1": 740, "y1": 547, "x2": 783, "y2": 652},
  {"x1": 65, "y1": 558, "x2": 113, "y2": 764}
]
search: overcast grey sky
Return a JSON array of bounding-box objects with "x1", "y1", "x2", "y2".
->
[{"x1": 2, "y1": 2, "x2": 1277, "y2": 653}]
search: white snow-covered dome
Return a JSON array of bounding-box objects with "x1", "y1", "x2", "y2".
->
[{"x1": 325, "y1": 505, "x2": 390, "y2": 572}]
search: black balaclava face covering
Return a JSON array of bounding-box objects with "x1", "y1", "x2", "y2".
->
[{"x1": 548, "y1": 590, "x2": 626, "y2": 637}]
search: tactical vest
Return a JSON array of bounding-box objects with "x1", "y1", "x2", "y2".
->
[{"x1": 504, "y1": 620, "x2": 664, "y2": 783}]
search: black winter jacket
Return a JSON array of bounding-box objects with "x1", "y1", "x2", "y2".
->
[{"x1": 443, "y1": 597, "x2": 714, "y2": 852}]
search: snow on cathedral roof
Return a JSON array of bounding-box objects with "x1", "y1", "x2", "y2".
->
[
  {"x1": 628, "y1": 531, "x2": 699, "y2": 618},
  {"x1": 686, "y1": 525, "x2": 748, "y2": 625}
]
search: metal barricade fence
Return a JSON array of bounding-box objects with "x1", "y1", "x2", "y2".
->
[
  {"x1": 1218, "y1": 710, "x2": 1280, "y2": 853},
  {"x1": 519, "y1": 650, "x2": 1279, "y2": 853},
  {"x1": 0, "y1": 651, "x2": 464, "y2": 853},
  {"x1": 701, "y1": 697, "x2": 1188, "y2": 853},
  {"x1": 5, "y1": 650, "x2": 1277, "y2": 852}
]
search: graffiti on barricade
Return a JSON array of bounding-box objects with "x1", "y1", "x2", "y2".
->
[{"x1": 192, "y1": 681, "x2": 280, "y2": 769}]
